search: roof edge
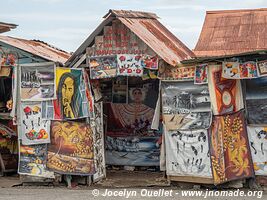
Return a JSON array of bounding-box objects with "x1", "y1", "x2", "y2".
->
[{"x1": 206, "y1": 7, "x2": 267, "y2": 14}]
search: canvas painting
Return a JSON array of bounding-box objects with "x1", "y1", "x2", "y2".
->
[
  {"x1": 20, "y1": 63, "x2": 56, "y2": 101},
  {"x1": 247, "y1": 126, "x2": 267, "y2": 175},
  {"x1": 89, "y1": 55, "x2": 117, "y2": 79},
  {"x1": 245, "y1": 76, "x2": 267, "y2": 125},
  {"x1": 209, "y1": 110, "x2": 254, "y2": 185},
  {"x1": 53, "y1": 68, "x2": 89, "y2": 120},
  {"x1": 239, "y1": 61, "x2": 258, "y2": 79},
  {"x1": 158, "y1": 64, "x2": 195, "y2": 80},
  {"x1": 18, "y1": 143, "x2": 54, "y2": 178},
  {"x1": 141, "y1": 55, "x2": 158, "y2": 70},
  {"x1": 257, "y1": 60, "x2": 267, "y2": 77},
  {"x1": 20, "y1": 102, "x2": 50, "y2": 145},
  {"x1": 165, "y1": 129, "x2": 212, "y2": 178},
  {"x1": 161, "y1": 81, "x2": 211, "y2": 131},
  {"x1": 208, "y1": 65, "x2": 244, "y2": 115},
  {"x1": 117, "y1": 54, "x2": 143, "y2": 76},
  {"x1": 47, "y1": 121, "x2": 95, "y2": 175},
  {"x1": 194, "y1": 64, "x2": 208, "y2": 84},
  {"x1": 222, "y1": 62, "x2": 240, "y2": 79}
]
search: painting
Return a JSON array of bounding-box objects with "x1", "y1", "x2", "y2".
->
[
  {"x1": 89, "y1": 55, "x2": 117, "y2": 79},
  {"x1": 117, "y1": 54, "x2": 143, "y2": 76},
  {"x1": 161, "y1": 81, "x2": 211, "y2": 131},
  {"x1": 47, "y1": 121, "x2": 95, "y2": 175},
  {"x1": 239, "y1": 61, "x2": 258, "y2": 79},
  {"x1": 53, "y1": 68, "x2": 89, "y2": 120},
  {"x1": 20, "y1": 63, "x2": 56, "y2": 101},
  {"x1": 247, "y1": 126, "x2": 267, "y2": 175},
  {"x1": 0, "y1": 48, "x2": 18, "y2": 67},
  {"x1": 257, "y1": 60, "x2": 267, "y2": 77},
  {"x1": 83, "y1": 69, "x2": 94, "y2": 117},
  {"x1": 245, "y1": 76, "x2": 267, "y2": 125},
  {"x1": 18, "y1": 143, "x2": 54, "y2": 178},
  {"x1": 20, "y1": 102, "x2": 50, "y2": 145},
  {"x1": 165, "y1": 129, "x2": 212, "y2": 178},
  {"x1": 194, "y1": 64, "x2": 208, "y2": 84},
  {"x1": 158, "y1": 63, "x2": 195, "y2": 80},
  {"x1": 222, "y1": 61, "x2": 240, "y2": 79},
  {"x1": 141, "y1": 55, "x2": 158, "y2": 70},
  {"x1": 91, "y1": 102, "x2": 106, "y2": 181},
  {"x1": 112, "y1": 77, "x2": 128, "y2": 104},
  {"x1": 208, "y1": 65, "x2": 244, "y2": 115},
  {"x1": 209, "y1": 110, "x2": 254, "y2": 185},
  {"x1": 142, "y1": 68, "x2": 158, "y2": 80}
]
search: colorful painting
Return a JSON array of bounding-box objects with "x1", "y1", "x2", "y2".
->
[
  {"x1": 165, "y1": 129, "x2": 212, "y2": 178},
  {"x1": 158, "y1": 63, "x2": 195, "y2": 80},
  {"x1": 53, "y1": 68, "x2": 89, "y2": 120},
  {"x1": 194, "y1": 64, "x2": 208, "y2": 84},
  {"x1": 141, "y1": 55, "x2": 158, "y2": 70},
  {"x1": 83, "y1": 69, "x2": 94, "y2": 117},
  {"x1": 89, "y1": 55, "x2": 117, "y2": 79},
  {"x1": 20, "y1": 102, "x2": 50, "y2": 145},
  {"x1": 0, "y1": 48, "x2": 18, "y2": 67},
  {"x1": 245, "y1": 77, "x2": 267, "y2": 125},
  {"x1": 20, "y1": 63, "x2": 56, "y2": 101},
  {"x1": 117, "y1": 54, "x2": 143, "y2": 76},
  {"x1": 161, "y1": 81, "x2": 211, "y2": 131},
  {"x1": 18, "y1": 143, "x2": 54, "y2": 178},
  {"x1": 47, "y1": 121, "x2": 95, "y2": 175},
  {"x1": 239, "y1": 61, "x2": 258, "y2": 79},
  {"x1": 142, "y1": 68, "x2": 158, "y2": 80},
  {"x1": 209, "y1": 110, "x2": 254, "y2": 185},
  {"x1": 208, "y1": 65, "x2": 244, "y2": 115},
  {"x1": 247, "y1": 126, "x2": 267, "y2": 176},
  {"x1": 222, "y1": 62, "x2": 240, "y2": 79},
  {"x1": 257, "y1": 60, "x2": 267, "y2": 77},
  {"x1": 91, "y1": 102, "x2": 106, "y2": 181}
]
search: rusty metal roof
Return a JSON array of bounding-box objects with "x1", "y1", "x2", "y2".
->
[
  {"x1": 0, "y1": 35, "x2": 70, "y2": 63},
  {"x1": 0, "y1": 21, "x2": 17, "y2": 33},
  {"x1": 66, "y1": 9, "x2": 194, "y2": 67},
  {"x1": 194, "y1": 8, "x2": 267, "y2": 57}
]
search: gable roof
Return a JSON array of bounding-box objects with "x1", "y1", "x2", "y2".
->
[
  {"x1": 194, "y1": 8, "x2": 267, "y2": 57},
  {"x1": 0, "y1": 35, "x2": 70, "y2": 63},
  {"x1": 0, "y1": 21, "x2": 17, "y2": 33},
  {"x1": 65, "y1": 9, "x2": 194, "y2": 67}
]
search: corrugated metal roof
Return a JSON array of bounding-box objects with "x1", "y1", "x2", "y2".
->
[
  {"x1": 0, "y1": 35, "x2": 70, "y2": 63},
  {"x1": 0, "y1": 21, "x2": 17, "y2": 33},
  {"x1": 194, "y1": 8, "x2": 267, "y2": 57},
  {"x1": 65, "y1": 9, "x2": 194, "y2": 67}
]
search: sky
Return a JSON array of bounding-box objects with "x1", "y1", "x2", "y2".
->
[{"x1": 1, "y1": 0, "x2": 267, "y2": 53}]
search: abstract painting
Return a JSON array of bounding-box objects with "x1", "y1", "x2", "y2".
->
[
  {"x1": 117, "y1": 54, "x2": 143, "y2": 76},
  {"x1": 194, "y1": 64, "x2": 208, "y2": 84},
  {"x1": 209, "y1": 110, "x2": 254, "y2": 185}
]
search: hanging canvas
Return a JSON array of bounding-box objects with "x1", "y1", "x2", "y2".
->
[
  {"x1": 20, "y1": 102, "x2": 50, "y2": 145},
  {"x1": 247, "y1": 126, "x2": 267, "y2": 176},
  {"x1": 117, "y1": 54, "x2": 143, "y2": 76},
  {"x1": 47, "y1": 121, "x2": 95, "y2": 175},
  {"x1": 89, "y1": 55, "x2": 117, "y2": 79},
  {"x1": 41, "y1": 100, "x2": 54, "y2": 120},
  {"x1": 112, "y1": 77, "x2": 128, "y2": 104},
  {"x1": 208, "y1": 65, "x2": 244, "y2": 115},
  {"x1": 53, "y1": 68, "x2": 89, "y2": 120},
  {"x1": 239, "y1": 61, "x2": 258, "y2": 79},
  {"x1": 161, "y1": 81, "x2": 211, "y2": 131},
  {"x1": 194, "y1": 64, "x2": 208, "y2": 84},
  {"x1": 18, "y1": 143, "x2": 54, "y2": 178},
  {"x1": 142, "y1": 68, "x2": 158, "y2": 80},
  {"x1": 92, "y1": 102, "x2": 106, "y2": 181},
  {"x1": 209, "y1": 110, "x2": 254, "y2": 185},
  {"x1": 257, "y1": 60, "x2": 267, "y2": 77},
  {"x1": 245, "y1": 77, "x2": 267, "y2": 125},
  {"x1": 165, "y1": 129, "x2": 212, "y2": 178},
  {"x1": 20, "y1": 63, "x2": 56, "y2": 101},
  {"x1": 141, "y1": 55, "x2": 158, "y2": 70},
  {"x1": 158, "y1": 63, "x2": 195, "y2": 80},
  {"x1": 222, "y1": 61, "x2": 240, "y2": 79},
  {"x1": 83, "y1": 69, "x2": 94, "y2": 116}
]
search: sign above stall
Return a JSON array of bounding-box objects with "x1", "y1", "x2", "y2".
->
[
  {"x1": 222, "y1": 61, "x2": 259, "y2": 79},
  {"x1": 158, "y1": 62, "x2": 195, "y2": 80},
  {"x1": 86, "y1": 23, "x2": 152, "y2": 57}
]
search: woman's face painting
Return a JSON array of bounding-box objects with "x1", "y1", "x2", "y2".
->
[
  {"x1": 132, "y1": 89, "x2": 142, "y2": 103},
  {"x1": 62, "y1": 77, "x2": 74, "y2": 105}
]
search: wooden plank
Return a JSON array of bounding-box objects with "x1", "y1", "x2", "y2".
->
[{"x1": 168, "y1": 175, "x2": 214, "y2": 184}]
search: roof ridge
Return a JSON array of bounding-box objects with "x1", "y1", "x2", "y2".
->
[
  {"x1": 103, "y1": 9, "x2": 159, "y2": 19},
  {"x1": 207, "y1": 7, "x2": 267, "y2": 14}
]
